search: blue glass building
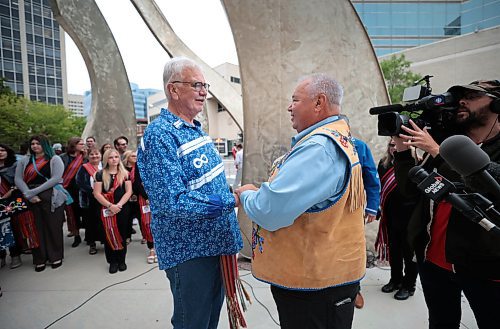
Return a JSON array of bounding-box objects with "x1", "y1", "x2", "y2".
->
[
  {"x1": 353, "y1": 0, "x2": 500, "y2": 56},
  {"x1": 83, "y1": 82, "x2": 160, "y2": 120},
  {"x1": 0, "y1": 0, "x2": 65, "y2": 104}
]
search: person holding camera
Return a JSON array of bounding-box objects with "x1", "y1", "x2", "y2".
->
[{"x1": 393, "y1": 80, "x2": 500, "y2": 329}]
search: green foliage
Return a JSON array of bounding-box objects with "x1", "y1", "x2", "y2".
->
[
  {"x1": 0, "y1": 93, "x2": 86, "y2": 150},
  {"x1": 0, "y1": 77, "x2": 15, "y2": 96},
  {"x1": 380, "y1": 54, "x2": 422, "y2": 104}
]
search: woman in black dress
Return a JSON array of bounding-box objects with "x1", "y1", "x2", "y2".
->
[
  {"x1": 76, "y1": 147, "x2": 102, "y2": 255},
  {"x1": 93, "y1": 149, "x2": 132, "y2": 274}
]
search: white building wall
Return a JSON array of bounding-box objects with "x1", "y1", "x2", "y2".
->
[
  {"x1": 67, "y1": 93, "x2": 84, "y2": 117},
  {"x1": 380, "y1": 26, "x2": 500, "y2": 94}
]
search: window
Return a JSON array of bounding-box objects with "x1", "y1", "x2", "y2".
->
[{"x1": 230, "y1": 76, "x2": 241, "y2": 84}]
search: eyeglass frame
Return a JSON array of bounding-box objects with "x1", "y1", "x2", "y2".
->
[{"x1": 170, "y1": 81, "x2": 210, "y2": 92}]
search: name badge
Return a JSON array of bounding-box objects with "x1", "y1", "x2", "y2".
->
[{"x1": 102, "y1": 209, "x2": 113, "y2": 217}]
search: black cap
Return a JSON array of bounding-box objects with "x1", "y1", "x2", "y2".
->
[{"x1": 448, "y1": 79, "x2": 500, "y2": 98}]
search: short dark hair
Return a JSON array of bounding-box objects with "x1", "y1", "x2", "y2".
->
[
  {"x1": 86, "y1": 136, "x2": 96, "y2": 142},
  {"x1": 113, "y1": 136, "x2": 129, "y2": 147}
]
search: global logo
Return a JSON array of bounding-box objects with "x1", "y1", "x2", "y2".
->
[
  {"x1": 425, "y1": 177, "x2": 445, "y2": 194},
  {"x1": 433, "y1": 96, "x2": 445, "y2": 105}
]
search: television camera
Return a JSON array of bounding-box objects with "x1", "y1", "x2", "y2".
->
[{"x1": 369, "y1": 75, "x2": 459, "y2": 140}]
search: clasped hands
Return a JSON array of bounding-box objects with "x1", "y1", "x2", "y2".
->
[{"x1": 233, "y1": 184, "x2": 258, "y2": 208}]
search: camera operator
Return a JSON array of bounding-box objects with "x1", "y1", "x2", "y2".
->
[{"x1": 393, "y1": 80, "x2": 500, "y2": 329}]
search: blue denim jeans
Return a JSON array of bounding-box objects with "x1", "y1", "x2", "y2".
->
[{"x1": 165, "y1": 256, "x2": 224, "y2": 329}]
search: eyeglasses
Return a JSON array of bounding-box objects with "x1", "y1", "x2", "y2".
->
[{"x1": 171, "y1": 81, "x2": 210, "y2": 92}]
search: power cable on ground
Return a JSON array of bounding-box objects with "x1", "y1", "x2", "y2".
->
[{"x1": 43, "y1": 265, "x2": 159, "y2": 329}]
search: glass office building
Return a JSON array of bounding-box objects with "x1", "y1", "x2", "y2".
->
[
  {"x1": 353, "y1": 0, "x2": 500, "y2": 56},
  {"x1": 83, "y1": 83, "x2": 161, "y2": 120},
  {"x1": 0, "y1": 0, "x2": 66, "y2": 104}
]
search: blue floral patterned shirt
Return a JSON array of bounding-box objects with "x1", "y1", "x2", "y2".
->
[{"x1": 137, "y1": 109, "x2": 243, "y2": 270}]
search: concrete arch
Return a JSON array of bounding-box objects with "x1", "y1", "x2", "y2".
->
[
  {"x1": 130, "y1": 0, "x2": 244, "y2": 132},
  {"x1": 222, "y1": 0, "x2": 389, "y2": 256},
  {"x1": 50, "y1": 0, "x2": 137, "y2": 149}
]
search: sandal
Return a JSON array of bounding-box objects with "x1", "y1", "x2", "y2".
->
[
  {"x1": 147, "y1": 249, "x2": 156, "y2": 264},
  {"x1": 89, "y1": 245, "x2": 97, "y2": 255}
]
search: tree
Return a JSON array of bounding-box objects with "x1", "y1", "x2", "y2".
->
[
  {"x1": 0, "y1": 93, "x2": 86, "y2": 150},
  {"x1": 380, "y1": 54, "x2": 422, "y2": 104},
  {"x1": 0, "y1": 77, "x2": 15, "y2": 96}
]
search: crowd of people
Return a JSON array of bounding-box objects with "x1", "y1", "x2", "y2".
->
[
  {"x1": 2, "y1": 55, "x2": 499, "y2": 329},
  {"x1": 0, "y1": 135, "x2": 157, "y2": 275}
]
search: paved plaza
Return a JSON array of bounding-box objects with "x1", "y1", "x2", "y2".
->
[{"x1": 0, "y1": 228, "x2": 478, "y2": 329}]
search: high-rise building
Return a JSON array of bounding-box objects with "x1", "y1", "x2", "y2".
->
[
  {"x1": 0, "y1": 0, "x2": 67, "y2": 105},
  {"x1": 352, "y1": 0, "x2": 500, "y2": 56},
  {"x1": 83, "y1": 83, "x2": 160, "y2": 120},
  {"x1": 67, "y1": 93, "x2": 84, "y2": 117}
]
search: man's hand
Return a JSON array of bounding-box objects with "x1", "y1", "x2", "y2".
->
[
  {"x1": 399, "y1": 120, "x2": 440, "y2": 157},
  {"x1": 365, "y1": 214, "x2": 376, "y2": 224},
  {"x1": 235, "y1": 184, "x2": 258, "y2": 196},
  {"x1": 233, "y1": 193, "x2": 240, "y2": 207}
]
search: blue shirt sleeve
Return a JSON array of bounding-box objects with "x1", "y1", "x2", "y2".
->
[
  {"x1": 138, "y1": 128, "x2": 231, "y2": 221},
  {"x1": 354, "y1": 139, "x2": 381, "y2": 216},
  {"x1": 240, "y1": 135, "x2": 349, "y2": 231}
]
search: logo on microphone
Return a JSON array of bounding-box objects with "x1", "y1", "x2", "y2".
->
[{"x1": 425, "y1": 177, "x2": 445, "y2": 194}]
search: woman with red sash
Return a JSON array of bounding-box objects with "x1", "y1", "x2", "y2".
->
[
  {"x1": 375, "y1": 138, "x2": 419, "y2": 300},
  {"x1": 14, "y1": 135, "x2": 66, "y2": 272},
  {"x1": 122, "y1": 150, "x2": 138, "y2": 244},
  {"x1": 0, "y1": 143, "x2": 23, "y2": 269},
  {"x1": 131, "y1": 161, "x2": 156, "y2": 264},
  {"x1": 60, "y1": 137, "x2": 86, "y2": 248},
  {"x1": 93, "y1": 149, "x2": 132, "y2": 274},
  {"x1": 76, "y1": 147, "x2": 102, "y2": 255}
]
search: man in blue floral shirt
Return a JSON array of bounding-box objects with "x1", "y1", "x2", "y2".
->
[{"x1": 137, "y1": 57, "x2": 243, "y2": 329}]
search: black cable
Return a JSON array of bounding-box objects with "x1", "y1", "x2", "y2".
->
[
  {"x1": 43, "y1": 266, "x2": 159, "y2": 329},
  {"x1": 240, "y1": 278, "x2": 280, "y2": 327}
]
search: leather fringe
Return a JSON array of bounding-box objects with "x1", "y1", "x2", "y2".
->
[
  {"x1": 348, "y1": 164, "x2": 365, "y2": 213},
  {"x1": 221, "y1": 255, "x2": 251, "y2": 328}
]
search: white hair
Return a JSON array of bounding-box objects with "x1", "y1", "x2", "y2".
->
[
  {"x1": 163, "y1": 57, "x2": 203, "y2": 102},
  {"x1": 299, "y1": 73, "x2": 344, "y2": 106}
]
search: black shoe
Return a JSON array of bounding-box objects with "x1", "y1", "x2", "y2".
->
[
  {"x1": 118, "y1": 263, "x2": 127, "y2": 272},
  {"x1": 35, "y1": 264, "x2": 46, "y2": 272},
  {"x1": 72, "y1": 235, "x2": 82, "y2": 248},
  {"x1": 109, "y1": 263, "x2": 119, "y2": 274},
  {"x1": 381, "y1": 281, "x2": 401, "y2": 293},
  {"x1": 394, "y1": 288, "x2": 415, "y2": 300},
  {"x1": 51, "y1": 260, "x2": 62, "y2": 269},
  {"x1": 89, "y1": 245, "x2": 97, "y2": 255}
]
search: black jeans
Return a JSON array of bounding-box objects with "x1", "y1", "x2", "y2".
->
[
  {"x1": 271, "y1": 282, "x2": 359, "y2": 329},
  {"x1": 419, "y1": 260, "x2": 500, "y2": 329}
]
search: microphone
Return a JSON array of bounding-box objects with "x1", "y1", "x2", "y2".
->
[
  {"x1": 440, "y1": 135, "x2": 500, "y2": 202},
  {"x1": 409, "y1": 165, "x2": 500, "y2": 233},
  {"x1": 369, "y1": 104, "x2": 404, "y2": 115}
]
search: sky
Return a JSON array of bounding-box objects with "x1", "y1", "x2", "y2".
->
[{"x1": 65, "y1": 0, "x2": 238, "y2": 95}]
